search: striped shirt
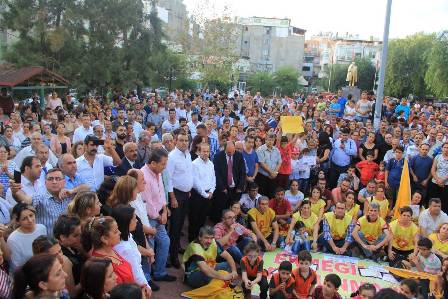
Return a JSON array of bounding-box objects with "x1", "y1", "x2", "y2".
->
[{"x1": 32, "y1": 190, "x2": 71, "y2": 236}]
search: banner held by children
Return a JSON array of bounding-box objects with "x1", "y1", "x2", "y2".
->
[{"x1": 259, "y1": 251, "x2": 395, "y2": 298}]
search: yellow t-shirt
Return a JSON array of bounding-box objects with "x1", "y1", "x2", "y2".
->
[
  {"x1": 357, "y1": 215, "x2": 387, "y2": 243},
  {"x1": 389, "y1": 219, "x2": 418, "y2": 251},
  {"x1": 305, "y1": 198, "x2": 326, "y2": 217},
  {"x1": 292, "y1": 212, "x2": 318, "y2": 239},
  {"x1": 346, "y1": 204, "x2": 360, "y2": 219},
  {"x1": 248, "y1": 207, "x2": 276, "y2": 238},
  {"x1": 324, "y1": 212, "x2": 353, "y2": 241},
  {"x1": 368, "y1": 197, "x2": 389, "y2": 220},
  {"x1": 429, "y1": 233, "x2": 448, "y2": 256}
]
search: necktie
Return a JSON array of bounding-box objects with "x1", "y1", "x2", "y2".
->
[{"x1": 227, "y1": 155, "x2": 233, "y2": 187}]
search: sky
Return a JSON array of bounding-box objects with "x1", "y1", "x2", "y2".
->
[{"x1": 183, "y1": 0, "x2": 448, "y2": 39}]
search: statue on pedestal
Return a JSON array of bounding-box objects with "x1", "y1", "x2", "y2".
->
[{"x1": 346, "y1": 61, "x2": 358, "y2": 87}]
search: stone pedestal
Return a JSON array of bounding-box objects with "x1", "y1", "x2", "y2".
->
[{"x1": 342, "y1": 86, "x2": 361, "y2": 102}]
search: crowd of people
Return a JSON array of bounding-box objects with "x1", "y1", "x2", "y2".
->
[{"x1": 0, "y1": 87, "x2": 446, "y2": 298}]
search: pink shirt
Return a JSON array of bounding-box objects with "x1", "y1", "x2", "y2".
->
[
  {"x1": 214, "y1": 222, "x2": 252, "y2": 249},
  {"x1": 141, "y1": 165, "x2": 166, "y2": 219}
]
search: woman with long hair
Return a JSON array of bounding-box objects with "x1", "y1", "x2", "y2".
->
[
  {"x1": 97, "y1": 177, "x2": 118, "y2": 216},
  {"x1": 32, "y1": 235, "x2": 65, "y2": 266},
  {"x1": 11, "y1": 253, "x2": 67, "y2": 299},
  {"x1": 50, "y1": 123, "x2": 72, "y2": 157},
  {"x1": 80, "y1": 257, "x2": 117, "y2": 299},
  {"x1": 68, "y1": 191, "x2": 102, "y2": 224},
  {"x1": 112, "y1": 205, "x2": 151, "y2": 294}
]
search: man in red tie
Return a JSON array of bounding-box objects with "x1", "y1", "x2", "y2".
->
[{"x1": 211, "y1": 141, "x2": 247, "y2": 223}]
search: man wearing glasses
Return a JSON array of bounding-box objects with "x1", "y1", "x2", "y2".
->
[{"x1": 11, "y1": 168, "x2": 71, "y2": 236}]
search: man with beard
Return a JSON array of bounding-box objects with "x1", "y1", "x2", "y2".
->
[
  {"x1": 75, "y1": 135, "x2": 120, "y2": 191},
  {"x1": 114, "y1": 124, "x2": 127, "y2": 159},
  {"x1": 116, "y1": 142, "x2": 143, "y2": 176}
]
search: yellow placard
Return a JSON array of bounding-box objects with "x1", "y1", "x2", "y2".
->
[{"x1": 280, "y1": 116, "x2": 304, "y2": 134}]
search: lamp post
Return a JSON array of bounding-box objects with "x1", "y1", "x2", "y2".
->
[{"x1": 374, "y1": 0, "x2": 392, "y2": 130}]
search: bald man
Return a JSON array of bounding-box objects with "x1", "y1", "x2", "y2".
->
[{"x1": 211, "y1": 141, "x2": 246, "y2": 223}]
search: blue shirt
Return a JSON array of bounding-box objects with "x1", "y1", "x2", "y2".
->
[
  {"x1": 409, "y1": 155, "x2": 433, "y2": 182},
  {"x1": 331, "y1": 139, "x2": 357, "y2": 167},
  {"x1": 337, "y1": 97, "x2": 347, "y2": 117},
  {"x1": 242, "y1": 149, "x2": 259, "y2": 177},
  {"x1": 386, "y1": 158, "x2": 404, "y2": 188},
  {"x1": 64, "y1": 175, "x2": 88, "y2": 190},
  {"x1": 329, "y1": 103, "x2": 341, "y2": 116},
  {"x1": 395, "y1": 105, "x2": 410, "y2": 120}
]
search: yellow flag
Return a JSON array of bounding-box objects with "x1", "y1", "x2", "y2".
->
[
  {"x1": 393, "y1": 159, "x2": 411, "y2": 219},
  {"x1": 280, "y1": 116, "x2": 304, "y2": 134}
]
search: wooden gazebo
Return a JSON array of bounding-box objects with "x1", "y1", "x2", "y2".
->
[{"x1": 0, "y1": 65, "x2": 69, "y2": 109}]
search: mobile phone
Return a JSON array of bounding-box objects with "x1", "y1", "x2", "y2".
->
[
  {"x1": 93, "y1": 140, "x2": 105, "y2": 146},
  {"x1": 14, "y1": 170, "x2": 21, "y2": 184}
]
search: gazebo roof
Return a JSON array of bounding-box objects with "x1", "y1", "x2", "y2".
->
[{"x1": 0, "y1": 66, "x2": 69, "y2": 87}]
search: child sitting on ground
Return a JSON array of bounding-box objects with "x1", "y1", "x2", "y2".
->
[
  {"x1": 269, "y1": 261, "x2": 295, "y2": 299},
  {"x1": 311, "y1": 273, "x2": 342, "y2": 299},
  {"x1": 285, "y1": 221, "x2": 310, "y2": 254},
  {"x1": 292, "y1": 250, "x2": 316, "y2": 299},
  {"x1": 240, "y1": 241, "x2": 269, "y2": 299},
  {"x1": 350, "y1": 283, "x2": 376, "y2": 299}
]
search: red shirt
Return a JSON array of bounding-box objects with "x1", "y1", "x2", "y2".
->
[
  {"x1": 269, "y1": 198, "x2": 292, "y2": 216},
  {"x1": 356, "y1": 160, "x2": 379, "y2": 186},
  {"x1": 279, "y1": 143, "x2": 294, "y2": 174},
  {"x1": 92, "y1": 250, "x2": 135, "y2": 284}
]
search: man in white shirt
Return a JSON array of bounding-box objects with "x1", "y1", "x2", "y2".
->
[
  {"x1": 166, "y1": 131, "x2": 193, "y2": 268},
  {"x1": 127, "y1": 109, "x2": 143, "y2": 141},
  {"x1": 36, "y1": 144, "x2": 53, "y2": 189},
  {"x1": 14, "y1": 132, "x2": 58, "y2": 171},
  {"x1": 72, "y1": 114, "x2": 93, "y2": 144},
  {"x1": 161, "y1": 109, "x2": 179, "y2": 134},
  {"x1": 187, "y1": 112, "x2": 201, "y2": 138},
  {"x1": 6, "y1": 156, "x2": 42, "y2": 206},
  {"x1": 419, "y1": 198, "x2": 448, "y2": 237},
  {"x1": 76, "y1": 135, "x2": 121, "y2": 191},
  {"x1": 188, "y1": 143, "x2": 215, "y2": 242}
]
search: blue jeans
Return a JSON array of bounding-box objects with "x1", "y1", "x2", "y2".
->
[
  {"x1": 356, "y1": 115, "x2": 370, "y2": 125},
  {"x1": 148, "y1": 219, "x2": 170, "y2": 278},
  {"x1": 186, "y1": 262, "x2": 230, "y2": 289},
  {"x1": 292, "y1": 238, "x2": 311, "y2": 254},
  {"x1": 226, "y1": 237, "x2": 252, "y2": 262},
  {"x1": 298, "y1": 178, "x2": 310, "y2": 195},
  {"x1": 358, "y1": 232, "x2": 386, "y2": 257}
]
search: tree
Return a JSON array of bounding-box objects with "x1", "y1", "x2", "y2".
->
[
  {"x1": 425, "y1": 31, "x2": 448, "y2": 99},
  {"x1": 316, "y1": 64, "x2": 348, "y2": 92},
  {"x1": 179, "y1": 1, "x2": 239, "y2": 90},
  {"x1": 247, "y1": 71, "x2": 275, "y2": 96},
  {"x1": 273, "y1": 67, "x2": 300, "y2": 96},
  {"x1": 355, "y1": 57, "x2": 376, "y2": 91},
  {"x1": 385, "y1": 33, "x2": 435, "y2": 98},
  {"x1": 1, "y1": 0, "x2": 166, "y2": 92},
  {"x1": 148, "y1": 50, "x2": 189, "y2": 90}
]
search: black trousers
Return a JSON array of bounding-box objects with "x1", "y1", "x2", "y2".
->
[
  {"x1": 428, "y1": 181, "x2": 448, "y2": 213},
  {"x1": 188, "y1": 189, "x2": 211, "y2": 242},
  {"x1": 328, "y1": 162, "x2": 349, "y2": 189},
  {"x1": 210, "y1": 188, "x2": 241, "y2": 224},
  {"x1": 256, "y1": 173, "x2": 277, "y2": 199},
  {"x1": 169, "y1": 188, "x2": 189, "y2": 260}
]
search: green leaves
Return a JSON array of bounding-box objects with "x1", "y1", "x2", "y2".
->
[
  {"x1": 272, "y1": 66, "x2": 300, "y2": 97},
  {"x1": 425, "y1": 31, "x2": 448, "y2": 99}
]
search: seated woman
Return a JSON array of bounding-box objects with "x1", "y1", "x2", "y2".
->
[
  {"x1": 345, "y1": 191, "x2": 361, "y2": 222},
  {"x1": 388, "y1": 206, "x2": 419, "y2": 266},
  {"x1": 286, "y1": 200, "x2": 319, "y2": 251},
  {"x1": 11, "y1": 253, "x2": 67, "y2": 299},
  {"x1": 305, "y1": 186, "x2": 326, "y2": 221},
  {"x1": 284, "y1": 180, "x2": 304, "y2": 212},
  {"x1": 429, "y1": 222, "x2": 448, "y2": 260}
]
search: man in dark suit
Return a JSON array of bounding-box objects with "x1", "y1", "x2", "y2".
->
[
  {"x1": 115, "y1": 142, "x2": 143, "y2": 176},
  {"x1": 211, "y1": 141, "x2": 246, "y2": 223}
]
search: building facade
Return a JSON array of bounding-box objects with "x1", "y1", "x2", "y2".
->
[{"x1": 236, "y1": 17, "x2": 305, "y2": 74}]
